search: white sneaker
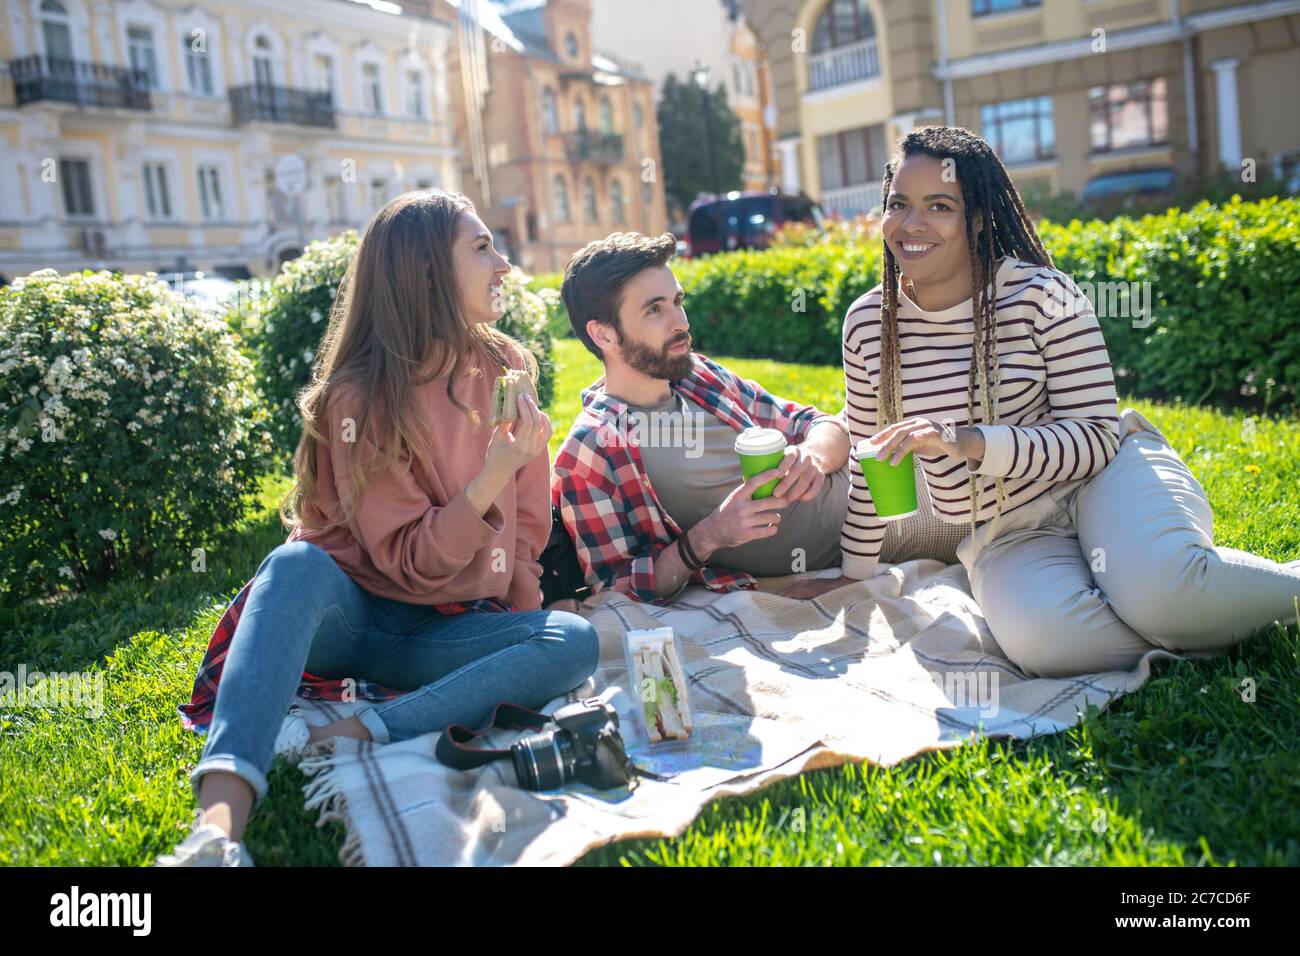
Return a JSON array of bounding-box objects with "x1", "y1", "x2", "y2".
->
[
  {"x1": 273, "y1": 705, "x2": 312, "y2": 765},
  {"x1": 155, "y1": 822, "x2": 254, "y2": 867}
]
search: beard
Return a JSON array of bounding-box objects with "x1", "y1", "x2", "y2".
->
[{"x1": 619, "y1": 331, "x2": 693, "y2": 381}]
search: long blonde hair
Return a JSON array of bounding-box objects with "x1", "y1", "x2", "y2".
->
[
  {"x1": 282, "y1": 189, "x2": 536, "y2": 530},
  {"x1": 877, "y1": 127, "x2": 1052, "y2": 537}
]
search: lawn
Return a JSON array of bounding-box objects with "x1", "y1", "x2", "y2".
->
[{"x1": 2, "y1": 337, "x2": 1297, "y2": 866}]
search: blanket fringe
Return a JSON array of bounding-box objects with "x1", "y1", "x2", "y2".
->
[{"x1": 298, "y1": 745, "x2": 367, "y2": 867}]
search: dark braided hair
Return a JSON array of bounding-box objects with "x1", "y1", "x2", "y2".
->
[{"x1": 877, "y1": 125, "x2": 1053, "y2": 537}]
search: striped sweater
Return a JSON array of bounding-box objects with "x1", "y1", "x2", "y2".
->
[{"x1": 840, "y1": 256, "x2": 1121, "y2": 579}]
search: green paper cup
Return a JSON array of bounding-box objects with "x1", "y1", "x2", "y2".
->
[
  {"x1": 856, "y1": 438, "x2": 918, "y2": 521},
  {"x1": 735, "y1": 427, "x2": 788, "y2": 499}
]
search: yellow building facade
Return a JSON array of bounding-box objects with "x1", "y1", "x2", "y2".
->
[
  {"x1": 746, "y1": 0, "x2": 1300, "y2": 216},
  {"x1": 0, "y1": 0, "x2": 462, "y2": 280}
]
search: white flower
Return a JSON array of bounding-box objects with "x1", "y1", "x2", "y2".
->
[
  {"x1": 58, "y1": 565, "x2": 75, "y2": 579},
  {"x1": 310, "y1": 309, "x2": 323, "y2": 323},
  {"x1": 98, "y1": 528, "x2": 117, "y2": 541},
  {"x1": 302, "y1": 349, "x2": 314, "y2": 364}
]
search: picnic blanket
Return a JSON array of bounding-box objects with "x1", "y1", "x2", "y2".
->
[{"x1": 293, "y1": 558, "x2": 1200, "y2": 866}]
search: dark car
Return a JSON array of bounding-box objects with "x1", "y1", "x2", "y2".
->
[
  {"x1": 1080, "y1": 167, "x2": 1177, "y2": 210},
  {"x1": 684, "y1": 189, "x2": 822, "y2": 258}
]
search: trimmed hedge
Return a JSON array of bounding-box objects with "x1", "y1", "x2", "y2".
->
[
  {"x1": 536, "y1": 196, "x2": 1299, "y2": 413},
  {"x1": 255, "y1": 232, "x2": 557, "y2": 458},
  {"x1": 0, "y1": 270, "x2": 272, "y2": 600}
]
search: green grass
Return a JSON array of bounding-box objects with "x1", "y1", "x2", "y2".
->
[{"x1": 2, "y1": 337, "x2": 1297, "y2": 866}]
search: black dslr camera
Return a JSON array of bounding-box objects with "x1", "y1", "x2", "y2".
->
[{"x1": 511, "y1": 697, "x2": 633, "y2": 791}]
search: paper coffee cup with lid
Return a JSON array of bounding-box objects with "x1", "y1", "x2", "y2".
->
[
  {"x1": 735, "y1": 427, "x2": 788, "y2": 499},
  {"x1": 855, "y1": 436, "x2": 918, "y2": 521}
]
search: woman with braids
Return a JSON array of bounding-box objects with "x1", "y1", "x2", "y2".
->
[{"x1": 787, "y1": 126, "x2": 1300, "y2": 678}]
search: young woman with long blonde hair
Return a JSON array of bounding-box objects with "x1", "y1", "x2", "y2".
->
[{"x1": 159, "y1": 190, "x2": 598, "y2": 866}]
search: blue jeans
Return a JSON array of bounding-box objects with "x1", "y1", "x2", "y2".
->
[{"x1": 191, "y1": 540, "x2": 600, "y2": 807}]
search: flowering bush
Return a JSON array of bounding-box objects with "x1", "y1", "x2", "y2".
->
[
  {"x1": 0, "y1": 270, "x2": 273, "y2": 601},
  {"x1": 256, "y1": 231, "x2": 555, "y2": 456}
]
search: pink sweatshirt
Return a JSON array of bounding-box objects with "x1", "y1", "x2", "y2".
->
[{"x1": 289, "y1": 343, "x2": 549, "y2": 610}]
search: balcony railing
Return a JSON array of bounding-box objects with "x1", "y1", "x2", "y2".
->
[
  {"x1": 565, "y1": 130, "x2": 624, "y2": 165},
  {"x1": 229, "y1": 83, "x2": 335, "y2": 128},
  {"x1": 9, "y1": 54, "x2": 151, "y2": 110},
  {"x1": 821, "y1": 182, "x2": 883, "y2": 218},
  {"x1": 807, "y1": 37, "x2": 881, "y2": 92}
]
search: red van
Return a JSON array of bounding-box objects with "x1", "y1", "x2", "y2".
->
[{"x1": 682, "y1": 189, "x2": 822, "y2": 258}]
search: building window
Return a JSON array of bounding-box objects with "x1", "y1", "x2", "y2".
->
[
  {"x1": 40, "y1": 1, "x2": 74, "y2": 64},
  {"x1": 1089, "y1": 78, "x2": 1168, "y2": 153},
  {"x1": 583, "y1": 177, "x2": 598, "y2": 223},
  {"x1": 599, "y1": 96, "x2": 614, "y2": 134},
  {"x1": 564, "y1": 32, "x2": 579, "y2": 59},
  {"x1": 405, "y1": 69, "x2": 425, "y2": 118},
  {"x1": 142, "y1": 162, "x2": 172, "y2": 219},
  {"x1": 362, "y1": 63, "x2": 384, "y2": 114},
  {"x1": 58, "y1": 158, "x2": 94, "y2": 217},
  {"x1": 812, "y1": 0, "x2": 876, "y2": 53},
  {"x1": 542, "y1": 87, "x2": 559, "y2": 133},
  {"x1": 252, "y1": 35, "x2": 275, "y2": 89},
  {"x1": 633, "y1": 102, "x2": 643, "y2": 129},
  {"x1": 981, "y1": 95, "x2": 1055, "y2": 164},
  {"x1": 574, "y1": 97, "x2": 586, "y2": 131},
  {"x1": 817, "y1": 125, "x2": 885, "y2": 191},
  {"x1": 369, "y1": 177, "x2": 388, "y2": 210},
  {"x1": 313, "y1": 53, "x2": 335, "y2": 99},
  {"x1": 197, "y1": 165, "x2": 224, "y2": 220},
  {"x1": 127, "y1": 26, "x2": 158, "y2": 88},
  {"x1": 970, "y1": 0, "x2": 1042, "y2": 16},
  {"x1": 641, "y1": 180, "x2": 652, "y2": 207},
  {"x1": 325, "y1": 176, "x2": 345, "y2": 224},
  {"x1": 610, "y1": 179, "x2": 625, "y2": 224},
  {"x1": 183, "y1": 34, "x2": 213, "y2": 95},
  {"x1": 553, "y1": 175, "x2": 571, "y2": 223}
]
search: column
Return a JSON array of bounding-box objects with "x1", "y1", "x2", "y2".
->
[{"x1": 1210, "y1": 58, "x2": 1242, "y2": 170}]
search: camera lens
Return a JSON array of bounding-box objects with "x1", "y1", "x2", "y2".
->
[{"x1": 511, "y1": 729, "x2": 572, "y2": 791}]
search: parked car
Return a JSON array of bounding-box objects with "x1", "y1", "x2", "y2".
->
[
  {"x1": 683, "y1": 189, "x2": 822, "y2": 258},
  {"x1": 163, "y1": 272, "x2": 240, "y2": 315},
  {"x1": 1080, "y1": 167, "x2": 1177, "y2": 210}
]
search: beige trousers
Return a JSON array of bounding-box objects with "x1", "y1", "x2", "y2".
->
[{"x1": 958, "y1": 409, "x2": 1300, "y2": 677}]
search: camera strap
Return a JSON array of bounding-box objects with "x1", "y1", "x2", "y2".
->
[{"x1": 434, "y1": 702, "x2": 551, "y2": 771}]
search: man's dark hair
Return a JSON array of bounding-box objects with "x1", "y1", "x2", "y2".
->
[{"x1": 561, "y1": 231, "x2": 677, "y2": 360}]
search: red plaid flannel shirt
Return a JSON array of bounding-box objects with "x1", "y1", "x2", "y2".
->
[
  {"x1": 177, "y1": 577, "x2": 510, "y2": 735},
  {"x1": 551, "y1": 352, "x2": 847, "y2": 604}
]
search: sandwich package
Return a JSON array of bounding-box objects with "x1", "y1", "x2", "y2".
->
[
  {"x1": 490, "y1": 366, "x2": 539, "y2": 426},
  {"x1": 623, "y1": 627, "x2": 695, "y2": 747}
]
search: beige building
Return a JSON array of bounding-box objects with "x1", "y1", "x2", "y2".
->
[
  {"x1": 590, "y1": 0, "x2": 782, "y2": 196},
  {"x1": 744, "y1": 0, "x2": 1300, "y2": 216},
  {"x1": 0, "y1": 0, "x2": 461, "y2": 280},
  {"x1": 443, "y1": 0, "x2": 668, "y2": 275}
]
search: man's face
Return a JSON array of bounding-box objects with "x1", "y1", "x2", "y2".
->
[{"x1": 606, "y1": 264, "x2": 693, "y2": 381}]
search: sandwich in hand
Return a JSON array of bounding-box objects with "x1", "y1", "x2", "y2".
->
[
  {"x1": 628, "y1": 633, "x2": 693, "y2": 743},
  {"x1": 489, "y1": 366, "x2": 539, "y2": 426}
]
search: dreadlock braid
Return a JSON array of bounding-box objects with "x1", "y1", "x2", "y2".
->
[{"x1": 876, "y1": 126, "x2": 1054, "y2": 540}]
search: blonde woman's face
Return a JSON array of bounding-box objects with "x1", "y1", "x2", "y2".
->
[{"x1": 453, "y1": 212, "x2": 512, "y2": 326}]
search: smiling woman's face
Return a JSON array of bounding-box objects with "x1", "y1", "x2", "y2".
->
[
  {"x1": 452, "y1": 211, "x2": 512, "y2": 326},
  {"x1": 880, "y1": 154, "x2": 978, "y2": 289}
]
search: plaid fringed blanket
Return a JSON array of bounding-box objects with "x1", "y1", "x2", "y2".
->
[{"x1": 290, "y1": 560, "x2": 1193, "y2": 866}]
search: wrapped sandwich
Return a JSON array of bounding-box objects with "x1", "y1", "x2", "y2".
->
[
  {"x1": 489, "y1": 366, "x2": 539, "y2": 426},
  {"x1": 625, "y1": 628, "x2": 693, "y2": 743}
]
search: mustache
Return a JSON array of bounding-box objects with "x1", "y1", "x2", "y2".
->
[{"x1": 666, "y1": 334, "x2": 691, "y2": 350}]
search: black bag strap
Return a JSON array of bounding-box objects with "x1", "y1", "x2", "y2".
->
[{"x1": 434, "y1": 702, "x2": 550, "y2": 771}]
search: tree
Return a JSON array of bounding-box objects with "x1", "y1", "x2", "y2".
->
[{"x1": 656, "y1": 73, "x2": 745, "y2": 217}]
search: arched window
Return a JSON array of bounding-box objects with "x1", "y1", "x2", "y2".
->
[
  {"x1": 583, "y1": 177, "x2": 598, "y2": 223},
  {"x1": 553, "y1": 175, "x2": 571, "y2": 223},
  {"x1": 610, "y1": 179, "x2": 625, "y2": 224},
  {"x1": 40, "y1": 0, "x2": 74, "y2": 64},
  {"x1": 599, "y1": 96, "x2": 614, "y2": 134},
  {"x1": 812, "y1": 0, "x2": 876, "y2": 53},
  {"x1": 541, "y1": 87, "x2": 558, "y2": 133},
  {"x1": 252, "y1": 35, "x2": 275, "y2": 89},
  {"x1": 574, "y1": 97, "x2": 586, "y2": 131}
]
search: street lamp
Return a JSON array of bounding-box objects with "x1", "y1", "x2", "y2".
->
[{"x1": 691, "y1": 61, "x2": 721, "y2": 197}]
